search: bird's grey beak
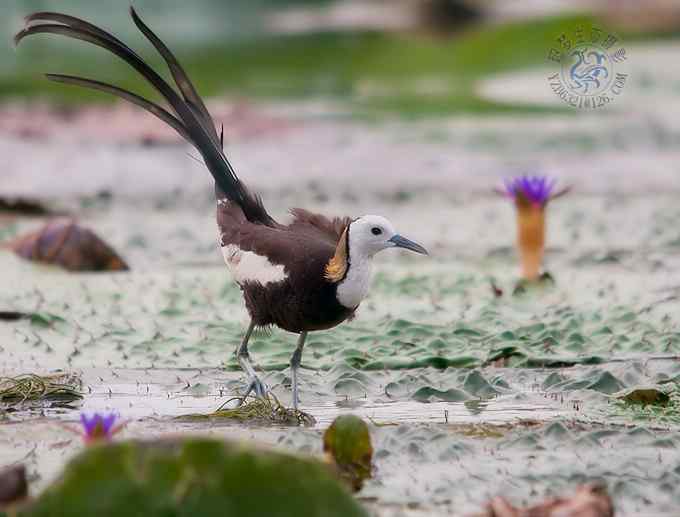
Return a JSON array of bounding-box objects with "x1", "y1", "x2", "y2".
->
[{"x1": 388, "y1": 234, "x2": 428, "y2": 255}]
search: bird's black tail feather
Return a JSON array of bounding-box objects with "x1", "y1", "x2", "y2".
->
[{"x1": 14, "y1": 7, "x2": 275, "y2": 227}]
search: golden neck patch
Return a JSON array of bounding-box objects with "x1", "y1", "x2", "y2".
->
[{"x1": 325, "y1": 227, "x2": 349, "y2": 282}]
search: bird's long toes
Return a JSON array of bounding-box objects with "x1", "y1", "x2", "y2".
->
[
  {"x1": 242, "y1": 375, "x2": 269, "y2": 401},
  {"x1": 254, "y1": 378, "x2": 269, "y2": 398}
]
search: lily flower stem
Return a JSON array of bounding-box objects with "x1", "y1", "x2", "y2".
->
[{"x1": 516, "y1": 202, "x2": 545, "y2": 281}]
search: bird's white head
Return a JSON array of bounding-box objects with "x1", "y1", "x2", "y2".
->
[
  {"x1": 328, "y1": 215, "x2": 427, "y2": 309},
  {"x1": 348, "y1": 215, "x2": 428, "y2": 259}
]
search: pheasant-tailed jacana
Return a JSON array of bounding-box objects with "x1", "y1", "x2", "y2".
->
[{"x1": 14, "y1": 8, "x2": 428, "y2": 409}]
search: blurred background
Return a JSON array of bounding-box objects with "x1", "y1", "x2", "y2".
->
[
  {"x1": 1, "y1": 0, "x2": 678, "y2": 116},
  {"x1": 1, "y1": 0, "x2": 678, "y2": 200}
]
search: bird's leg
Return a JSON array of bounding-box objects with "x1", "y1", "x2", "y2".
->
[
  {"x1": 290, "y1": 331, "x2": 308, "y2": 411},
  {"x1": 235, "y1": 320, "x2": 268, "y2": 400}
]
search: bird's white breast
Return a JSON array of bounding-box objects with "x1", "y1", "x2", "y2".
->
[
  {"x1": 336, "y1": 258, "x2": 372, "y2": 309},
  {"x1": 221, "y1": 244, "x2": 287, "y2": 286}
]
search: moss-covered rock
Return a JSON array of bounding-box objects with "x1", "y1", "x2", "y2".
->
[{"x1": 9, "y1": 437, "x2": 367, "y2": 517}]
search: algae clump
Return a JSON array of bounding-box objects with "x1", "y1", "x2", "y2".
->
[{"x1": 0, "y1": 374, "x2": 82, "y2": 405}]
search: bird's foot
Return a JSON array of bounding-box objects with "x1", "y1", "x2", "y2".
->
[{"x1": 239, "y1": 375, "x2": 270, "y2": 405}]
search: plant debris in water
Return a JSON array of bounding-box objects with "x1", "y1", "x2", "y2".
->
[
  {"x1": 448, "y1": 421, "x2": 542, "y2": 439},
  {"x1": 0, "y1": 311, "x2": 29, "y2": 322},
  {"x1": 616, "y1": 387, "x2": 670, "y2": 406},
  {"x1": 610, "y1": 389, "x2": 680, "y2": 425},
  {"x1": 0, "y1": 464, "x2": 28, "y2": 507},
  {"x1": 481, "y1": 483, "x2": 613, "y2": 517},
  {"x1": 512, "y1": 272, "x2": 555, "y2": 296},
  {"x1": 176, "y1": 393, "x2": 315, "y2": 426},
  {"x1": 0, "y1": 197, "x2": 59, "y2": 216},
  {"x1": 0, "y1": 373, "x2": 82, "y2": 405}
]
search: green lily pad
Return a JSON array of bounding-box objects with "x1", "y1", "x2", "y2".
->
[
  {"x1": 462, "y1": 371, "x2": 499, "y2": 398},
  {"x1": 412, "y1": 386, "x2": 470, "y2": 403},
  {"x1": 29, "y1": 313, "x2": 66, "y2": 328}
]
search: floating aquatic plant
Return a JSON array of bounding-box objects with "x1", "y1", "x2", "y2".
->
[
  {"x1": 616, "y1": 387, "x2": 670, "y2": 406},
  {"x1": 610, "y1": 387, "x2": 680, "y2": 426},
  {"x1": 499, "y1": 175, "x2": 569, "y2": 282},
  {"x1": 502, "y1": 175, "x2": 560, "y2": 207},
  {"x1": 0, "y1": 373, "x2": 82, "y2": 405},
  {"x1": 484, "y1": 483, "x2": 613, "y2": 517},
  {"x1": 176, "y1": 393, "x2": 315, "y2": 426},
  {"x1": 80, "y1": 412, "x2": 123, "y2": 444},
  {"x1": 0, "y1": 196, "x2": 59, "y2": 216}
]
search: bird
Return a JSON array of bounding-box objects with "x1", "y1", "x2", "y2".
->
[{"x1": 14, "y1": 7, "x2": 428, "y2": 410}]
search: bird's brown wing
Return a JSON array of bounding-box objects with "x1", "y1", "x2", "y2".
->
[
  {"x1": 287, "y1": 208, "x2": 353, "y2": 244},
  {"x1": 218, "y1": 203, "x2": 337, "y2": 272}
]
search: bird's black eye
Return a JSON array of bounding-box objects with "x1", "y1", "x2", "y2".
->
[{"x1": 371, "y1": 227, "x2": 382, "y2": 236}]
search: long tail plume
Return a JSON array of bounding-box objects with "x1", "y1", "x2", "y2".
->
[{"x1": 14, "y1": 7, "x2": 275, "y2": 226}]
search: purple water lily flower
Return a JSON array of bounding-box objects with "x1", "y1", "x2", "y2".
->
[
  {"x1": 80, "y1": 412, "x2": 118, "y2": 443},
  {"x1": 503, "y1": 175, "x2": 561, "y2": 207}
]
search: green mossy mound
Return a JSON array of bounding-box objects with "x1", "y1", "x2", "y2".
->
[
  {"x1": 8, "y1": 438, "x2": 367, "y2": 517},
  {"x1": 323, "y1": 415, "x2": 373, "y2": 491}
]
